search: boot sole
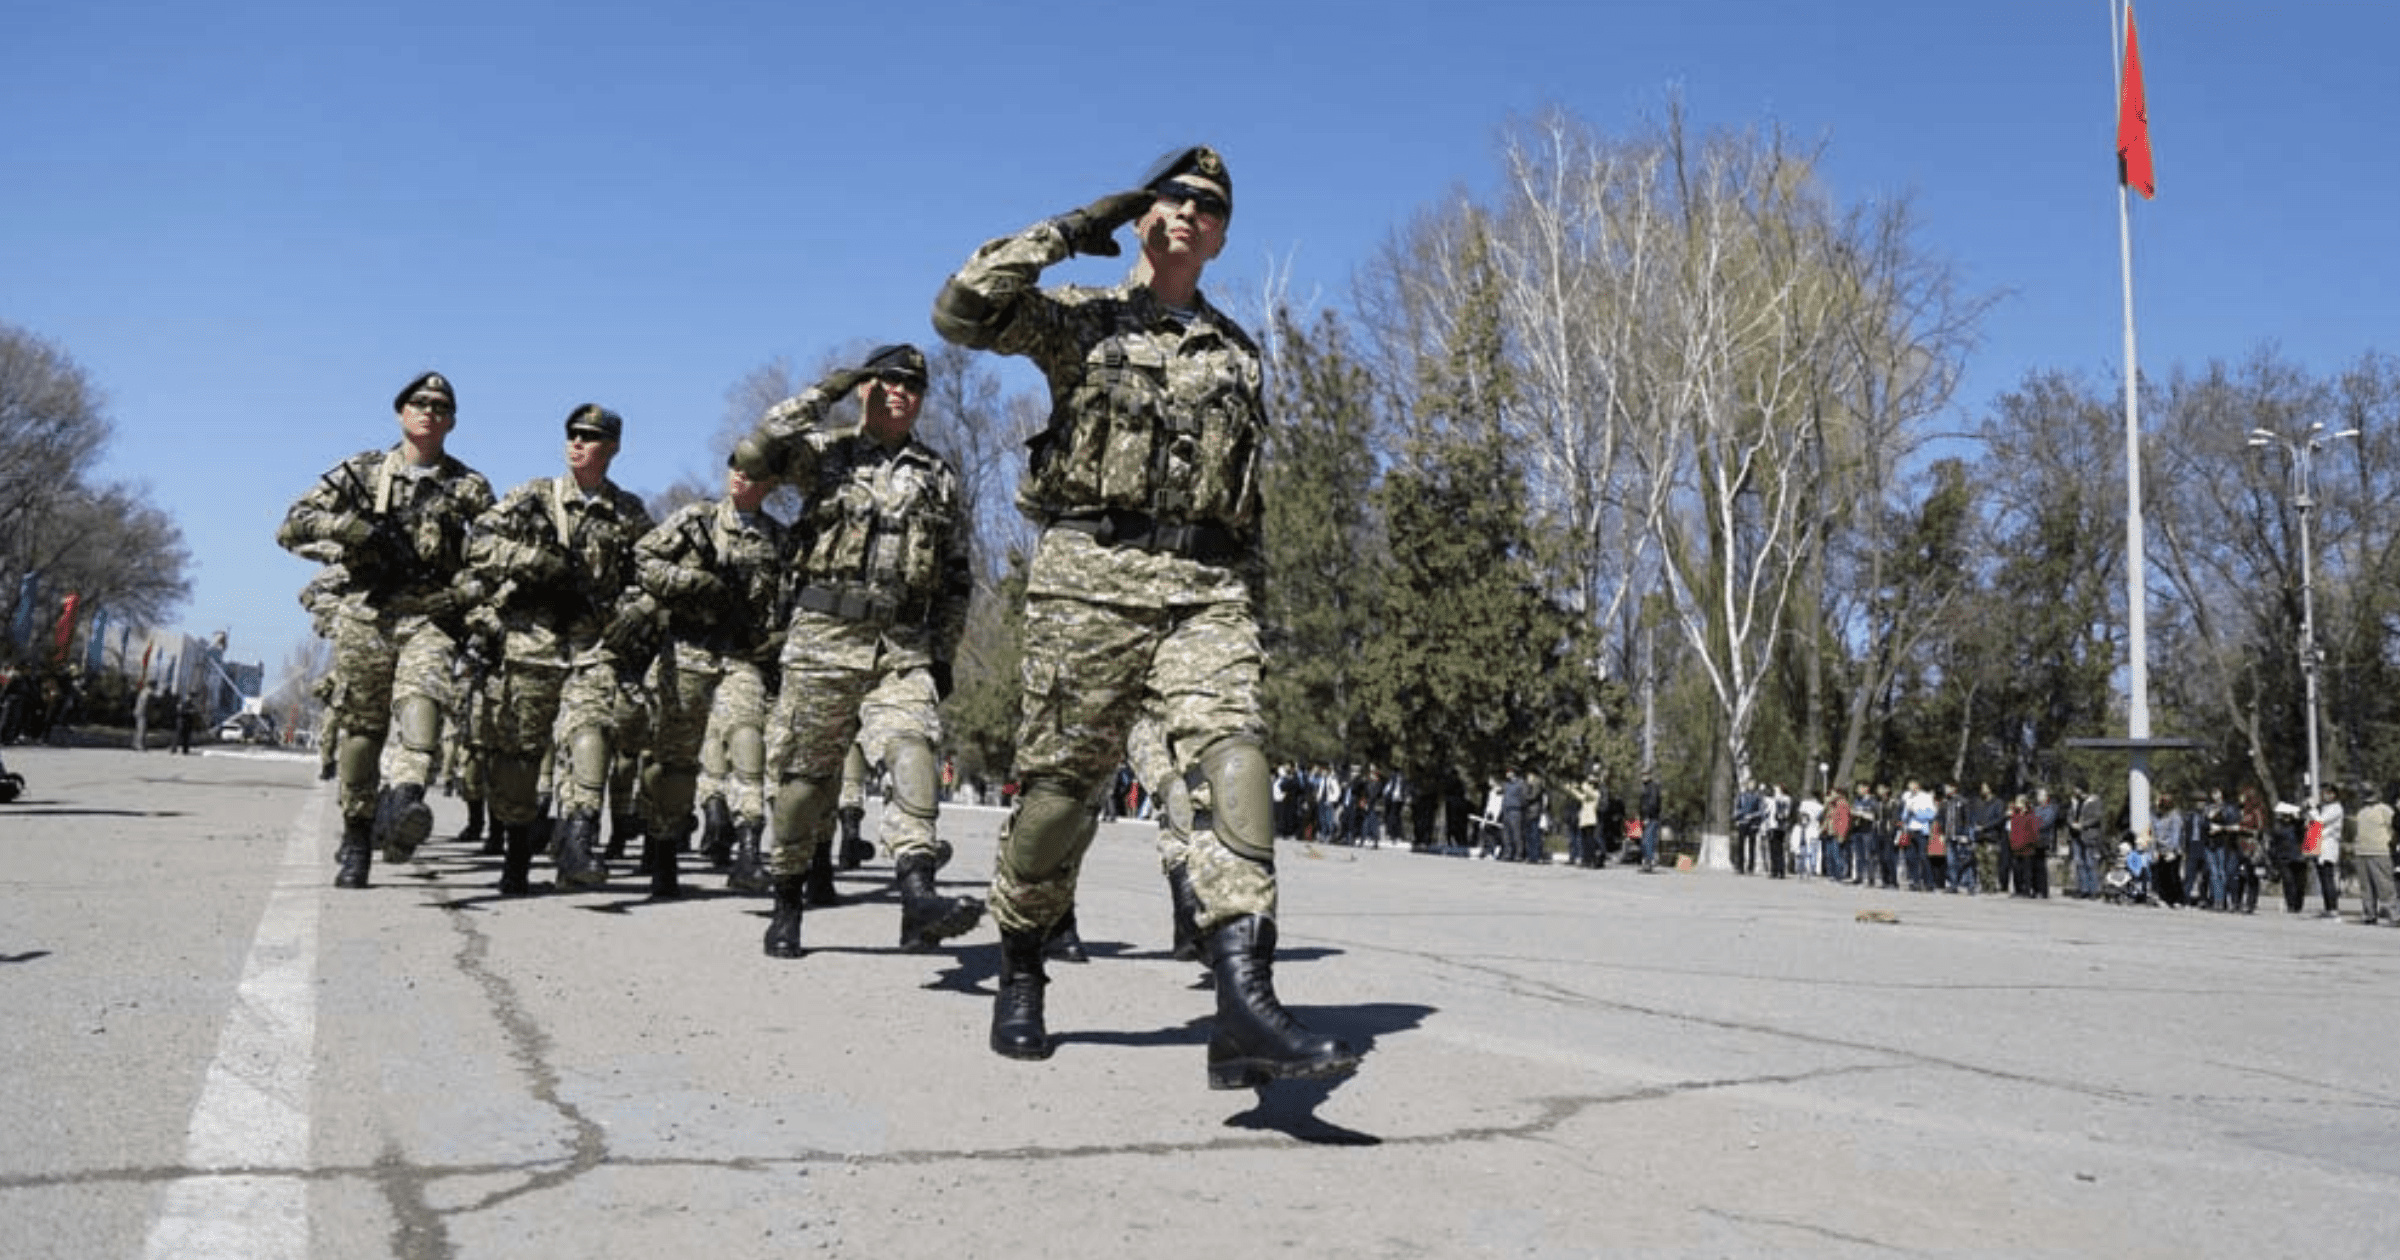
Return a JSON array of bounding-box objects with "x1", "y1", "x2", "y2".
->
[
  {"x1": 990, "y1": 1037, "x2": 1054, "y2": 1061},
  {"x1": 1207, "y1": 1050, "x2": 1362, "y2": 1090},
  {"x1": 384, "y1": 801, "x2": 433, "y2": 863},
  {"x1": 902, "y1": 900, "x2": 986, "y2": 952}
]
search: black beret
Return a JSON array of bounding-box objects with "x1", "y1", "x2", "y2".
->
[
  {"x1": 861, "y1": 343, "x2": 929, "y2": 385},
  {"x1": 1138, "y1": 145, "x2": 1232, "y2": 217},
  {"x1": 394, "y1": 371, "x2": 455, "y2": 412},
  {"x1": 564, "y1": 403, "x2": 623, "y2": 442}
]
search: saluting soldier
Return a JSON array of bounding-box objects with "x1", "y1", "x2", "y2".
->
[
  {"x1": 731, "y1": 343, "x2": 981, "y2": 960},
  {"x1": 627, "y1": 460, "x2": 790, "y2": 899},
  {"x1": 277, "y1": 371, "x2": 493, "y2": 888},
  {"x1": 933, "y1": 146, "x2": 1358, "y2": 1087},
  {"x1": 465, "y1": 404, "x2": 657, "y2": 896}
]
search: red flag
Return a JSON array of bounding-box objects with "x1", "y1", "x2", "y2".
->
[
  {"x1": 52, "y1": 593, "x2": 79, "y2": 662},
  {"x1": 2118, "y1": 5, "x2": 2156, "y2": 198}
]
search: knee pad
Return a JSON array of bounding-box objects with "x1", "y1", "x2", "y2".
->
[
  {"x1": 729, "y1": 726, "x2": 765, "y2": 778},
  {"x1": 567, "y1": 726, "x2": 610, "y2": 794},
  {"x1": 1197, "y1": 739, "x2": 1275, "y2": 862},
  {"x1": 886, "y1": 739, "x2": 939, "y2": 822},
  {"x1": 337, "y1": 731, "x2": 383, "y2": 789},
  {"x1": 771, "y1": 777, "x2": 837, "y2": 848},
  {"x1": 396, "y1": 695, "x2": 444, "y2": 757}
]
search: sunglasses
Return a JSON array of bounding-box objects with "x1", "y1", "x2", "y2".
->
[
  {"x1": 874, "y1": 372, "x2": 927, "y2": 392},
  {"x1": 406, "y1": 396, "x2": 456, "y2": 416},
  {"x1": 1152, "y1": 180, "x2": 1229, "y2": 220},
  {"x1": 567, "y1": 430, "x2": 612, "y2": 444}
]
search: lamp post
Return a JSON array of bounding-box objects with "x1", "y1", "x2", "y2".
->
[{"x1": 2248, "y1": 423, "x2": 2358, "y2": 808}]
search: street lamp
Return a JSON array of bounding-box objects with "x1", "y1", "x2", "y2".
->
[{"x1": 2247, "y1": 422, "x2": 2358, "y2": 809}]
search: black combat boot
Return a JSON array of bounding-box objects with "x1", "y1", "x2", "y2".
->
[
  {"x1": 990, "y1": 928, "x2": 1051, "y2": 1060},
  {"x1": 700, "y1": 796, "x2": 734, "y2": 868},
  {"x1": 838, "y1": 804, "x2": 872, "y2": 869},
  {"x1": 1165, "y1": 864, "x2": 1208, "y2": 963},
  {"x1": 726, "y1": 821, "x2": 770, "y2": 893},
  {"x1": 1204, "y1": 916, "x2": 1360, "y2": 1090},
  {"x1": 896, "y1": 851, "x2": 984, "y2": 950},
  {"x1": 605, "y1": 812, "x2": 639, "y2": 862},
  {"x1": 455, "y1": 798, "x2": 485, "y2": 849},
  {"x1": 497, "y1": 823, "x2": 536, "y2": 897},
  {"x1": 555, "y1": 812, "x2": 608, "y2": 888},
  {"x1": 1043, "y1": 909, "x2": 1089, "y2": 963},
  {"x1": 389, "y1": 782, "x2": 434, "y2": 861},
  {"x1": 763, "y1": 875, "x2": 805, "y2": 958},
  {"x1": 643, "y1": 828, "x2": 680, "y2": 899},
  {"x1": 334, "y1": 814, "x2": 374, "y2": 889},
  {"x1": 805, "y1": 836, "x2": 844, "y2": 907}
]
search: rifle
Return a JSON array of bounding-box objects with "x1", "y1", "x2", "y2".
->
[{"x1": 332, "y1": 461, "x2": 452, "y2": 614}]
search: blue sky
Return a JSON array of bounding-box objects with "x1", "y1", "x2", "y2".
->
[{"x1": 6, "y1": 0, "x2": 2393, "y2": 688}]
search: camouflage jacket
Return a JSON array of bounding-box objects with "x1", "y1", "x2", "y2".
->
[
  {"x1": 933, "y1": 220, "x2": 1264, "y2": 609},
  {"x1": 277, "y1": 446, "x2": 494, "y2": 617},
  {"x1": 634, "y1": 496, "x2": 790, "y2": 663},
  {"x1": 467, "y1": 473, "x2": 655, "y2": 661},
  {"x1": 739, "y1": 396, "x2": 971, "y2": 667}
]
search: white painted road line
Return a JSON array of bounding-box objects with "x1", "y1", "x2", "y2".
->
[{"x1": 140, "y1": 786, "x2": 325, "y2": 1260}]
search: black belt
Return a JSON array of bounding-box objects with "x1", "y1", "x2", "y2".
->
[
  {"x1": 1051, "y1": 510, "x2": 1240, "y2": 561},
  {"x1": 795, "y1": 585, "x2": 920, "y2": 626}
]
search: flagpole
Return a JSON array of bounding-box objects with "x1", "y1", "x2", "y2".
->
[{"x1": 2114, "y1": 0, "x2": 2154, "y2": 840}]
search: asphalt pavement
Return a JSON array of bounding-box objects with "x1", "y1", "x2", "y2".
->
[{"x1": 2, "y1": 743, "x2": 2396, "y2": 1259}]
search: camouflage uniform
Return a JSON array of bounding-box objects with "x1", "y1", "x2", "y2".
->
[
  {"x1": 934, "y1": 146, "x2": 1356, "y2": 1085},
  {"x1": 931, "y1": 203, "x2": 1272, "y2": 936},
  {"x1": 278, "y1": 430, "x2": 493, "y2": 886},
  {"x1": 632, "y1": 493, "x2": 789, "y2": 891},
  {"x1": 467, "y1": 460, "x2": 656, "y2": 891},
  {"x1": 732, "y1": 345, "x2": 978, "y2": 956}
]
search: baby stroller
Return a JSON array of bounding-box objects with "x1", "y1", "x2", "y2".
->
[
  {"x1": 0, "y1": 748, "x2": 24, "y2": 803},
  {"x1": 2101, "y1": 839, "x2": 2154, "y2": 905}
]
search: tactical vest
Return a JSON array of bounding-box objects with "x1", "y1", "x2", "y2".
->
[
  {"x1": 797, "y1": 442, "x2": 958, "y2": 623},
  {"x1": 1025, "y1": 329, "x2": 1264, "y2": 530}
]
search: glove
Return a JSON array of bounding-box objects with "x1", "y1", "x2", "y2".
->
[
  {"x1": 515, "y1": 545, "x2": 568, "y2": 586},
  {"x1": 680, "y1": 571, "x2": 728, "y2": 605},
  {"x1": 927, "y1": 660, "x2": 955, "y2": 702},
  {"x1": 328, "y1": 513, "x2": 377, "y2": 547},
  {"x1": 601, "y1": 601, "x2": 654, "y2": 657},
  {"x1": 1051, "y1": 190, "x2": 1153, "y2": 258},
  {"x1": 813, "y1": 366, "x2": 870, "y2": 400}
]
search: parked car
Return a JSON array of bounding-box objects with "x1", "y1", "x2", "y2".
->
[{"x1": 217, "y1": 712, "x2": 277, "y2": 745}]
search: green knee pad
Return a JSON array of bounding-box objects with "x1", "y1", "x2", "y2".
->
[
  {"x1": 886, "y1": 739, "x2": 939, "y2": 823},
  {"x1": 396, "y1": 695, "x2": 444, "y2": 758},
  {"x1": 729, "y1": 727, "x2": 764, "y2": 779},
  {"x1": 566, "y1": 726, "x2": 610, "y2": 796},
  {"x1": 337, "y1": 731, "x2": 382, "y2": 793},
  {"x1": 998, "y1": 782, "x2": 1097, "y2": 886},
  {"x1": 771, "y1": 778, "x2": 838, "y2": 853},
  {"x1": 1197, "y1": 739, "x2": 1275, "y2": 863}
]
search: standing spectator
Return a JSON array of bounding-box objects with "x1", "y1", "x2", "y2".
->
[
  {"x1": 1794, "y1": 788, "x2": 1824, "y2": 880},
  {"x1": 2308, "y1": 787, "x2": 2344, "y2": 920},
  {"x1": 2007, "y1": 795, "x2": 2042, "y2": 895},
  {"x1": 1941, "y1": 781, "x2": 1976, "y2": 894},
  {"x1": 2269, "y1": 797, "x2": 2309, "y2": 914},
  {"x1": 1823, "y1": 787, "x2": 1851, "y2": 882},
  {"x1": 1637, "y1": 774, "x2": 1662, "y2": 873},
  {"x1": 1972, "y1": 782, "x2": 2007, "y2": 894},
  {"x1": 1765, "y1": 782, "x2": 1792, "y2": 879},
  {"x1": 2350, "y1": 783, "x2": 2394, "y2": 926},
  {"x1": 2031, "y1": 788, "x2": 2062, "y2": 899},
  {"x1": 130, "y1": 683, "x2": 150, "y2": 752},
  {"x1": 173, "y1": 692, "x2": 197, "y2": 755},
  {"x1": 1900, "y1": 779, "x2": 1936, "y2": 891},
  {"x1": 1499, "y1": 768, "x2": 1530, "y2": 863},
  {"x1": 2067, "y1": 784, "x2": 2107, "y2": 899},
  {"x1": 2149, "y1": 792, "x2": 2186, "y2": 907},
  {"x1": 1731, "y1": 780, "x2": 1762, "y2": 875},
  {"x1": 1571, "y1": 769, "x2": 1602, "y2": 869}
]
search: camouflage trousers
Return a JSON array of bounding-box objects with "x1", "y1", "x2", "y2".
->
[
  {"x1": 477, "y1": 655, "x2": 615, "y2": 825},
  {"x1": 328, "y1": 607, "x2": 455, "y2": 821},
  {"x1": 991, "y1": 594, "x2": 1273, "y2": 935},
  {"x1": 765, "y1": 651, "x2": 942, "y2": 878},
  {"x1": 645, "y1": 645, "x2": 767, "y2": 835},
  {"x1": 608, "y1": 674, "x2": 651, "y2": 823}
]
